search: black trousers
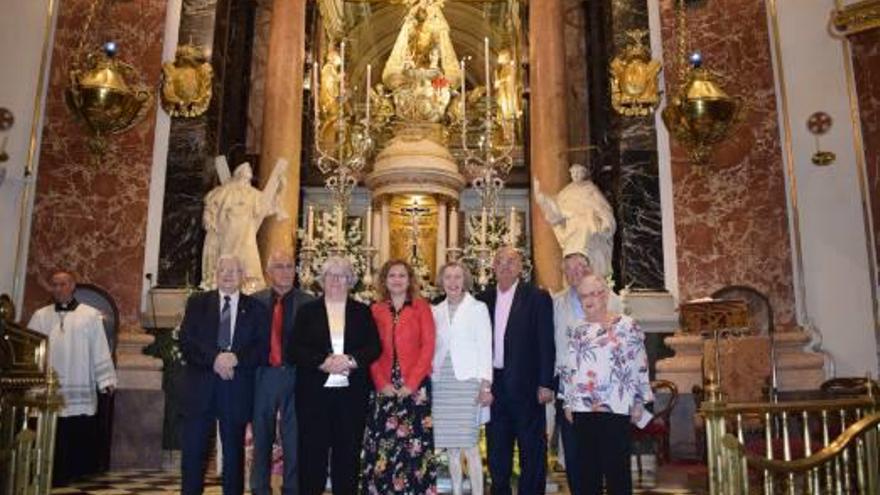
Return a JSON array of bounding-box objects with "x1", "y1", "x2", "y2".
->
[
  {"x1": 487, "y1": 371, "x2": 547, "y2": 495},
  {"x1": 53, "y1": 415, "x2": 98, "y2": 486},
  {"x1": 297, "y1": 386, "x2": 368, "y2": 495},
  {"x1": 573, "y1": 412, "x2": 632, "y2": 495}
]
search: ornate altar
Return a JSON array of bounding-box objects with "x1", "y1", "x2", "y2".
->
[{"x1": 0, "y1": 294, "x2": 63, "y2": 494}]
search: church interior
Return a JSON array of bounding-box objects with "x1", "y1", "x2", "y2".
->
[{"x1": 1, "y1": 0, "x2": 879, "y2": 493}]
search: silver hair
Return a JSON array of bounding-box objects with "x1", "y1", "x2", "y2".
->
[
  {"x1": 437, "y1": 261, "x2": 474, "y2": 293},
  {"x1": 216, "y1": 254, "x2": 244, "y2": 273},
  {"x1": 579, "y1": 273, "x2": 609, "y2": 294},
  {"x1": 561, "y1": 252, "x2": 591, "y2": 270},
  {"x1": 319, "y1": 256, "x2": 357, "y2": 289}
]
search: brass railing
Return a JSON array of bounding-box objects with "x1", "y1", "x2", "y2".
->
[
  {"x1": 702, "y1": 386, "x2": 880, "y2": 495},
  {"x1": 0, "y1": 294, "x2": 63, "y2": 495}
]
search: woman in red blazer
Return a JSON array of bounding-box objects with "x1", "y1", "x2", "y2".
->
[{"x1": 361, "y1": 259, "x2": 437, "y2": 494}]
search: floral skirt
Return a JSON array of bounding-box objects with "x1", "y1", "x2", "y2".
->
[{"x1": 361, "y1": 379, "x2": 437, "y2": 494}]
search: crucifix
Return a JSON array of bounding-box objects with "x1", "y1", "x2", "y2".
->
[{"x1": 400, "y1": 201, "x2": 431, "y2": 262}]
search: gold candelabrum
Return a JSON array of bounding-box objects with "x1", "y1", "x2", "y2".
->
[
  {"x1": 458, "y1": 38, "x2": 516, "y2": 212},
  {"x1": 65, "y1": 1, "x2": 153, "y2": 157},
  {"x1": 312, "y1": 41, "x2": 375, "y2": 211},
  {"x1": 660, "y1": 0, "x2": 742, "y2": 166}
]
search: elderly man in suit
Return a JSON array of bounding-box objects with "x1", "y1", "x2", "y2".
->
[
  {"x1": 179, "y1": 254, "x2": 269, "y2": 495},
  {"x1": 250, "y1": 251, "x2": 314, "y2": 495},
  {"x1": 477, "y1": 246, "x2": 555, "y2": 495}
]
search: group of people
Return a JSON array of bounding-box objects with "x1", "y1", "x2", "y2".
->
[
  {"x1": 175, "y1": 243, "x2": 651, "y2": 495},
  {"x1": 31, "y1": 244, "x2": 651, "y2": 495}
]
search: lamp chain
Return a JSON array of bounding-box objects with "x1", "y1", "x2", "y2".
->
[
  {"x1": 675, "y1": 0, "x2": 689, "y2": 90},
  {"x1": 73, "y1": 0, "x2": 106, "y2": 67}
]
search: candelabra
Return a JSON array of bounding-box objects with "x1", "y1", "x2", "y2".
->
[
  {"x1": 312, "y1": 42, "x2": 375, "y2": 211},
  {"x1": 458, "y1": 38, "x2": 516, "y2": 212}
]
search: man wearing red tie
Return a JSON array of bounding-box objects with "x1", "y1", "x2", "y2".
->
[{"x1": 250, "y1": 251, "x2": 314, "y2": 495}]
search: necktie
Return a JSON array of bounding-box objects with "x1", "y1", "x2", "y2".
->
[
  {"x1": 269, "y1": 297, "x2": 283, "y2": 366},
  {"x1": 218, "y1": 295, "x2": 232, "y2": 350}
]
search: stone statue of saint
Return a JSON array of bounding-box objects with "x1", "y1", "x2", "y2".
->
[
  {"x1": 201, "y1": 157, "x2": 289, "y2": 291},
  {"x1": 533, "y1": 163, "x2": 616, "y2": 277}
]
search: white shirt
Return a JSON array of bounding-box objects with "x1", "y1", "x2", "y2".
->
[
  {"x1": 431, "y1": 293, "x2": 493, "y2": 382},
  {"x1": 493, "y1": 280, "x2": 518, "y2": 369},
  {"x1": 218, "y1": 290, "x2": 240, "y2": 344},
  {"x1": 28, "y1": 303, "x2": 118, "y2": 417},
  {"x1": 324, "y1": 300, "x2": 349, "y2": 387}
]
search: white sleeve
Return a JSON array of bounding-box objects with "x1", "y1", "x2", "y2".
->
[
  {"x1": 88, "y1": 313, "x2": 117, "y2": 390},
  {"x1": 476, "y1": 303, "x2": 493, "y2": 383}
]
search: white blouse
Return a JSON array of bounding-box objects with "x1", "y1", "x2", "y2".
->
[
  {"x1": 324, "y1": 300, "x2": 349, "y2": 387},
  {"x1": 431, "y1": 293, "x2": 493, "y2": 383}
]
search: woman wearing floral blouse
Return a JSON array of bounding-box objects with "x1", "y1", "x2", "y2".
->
[{"x1": 559, "y1": 274, "x2": 652, "y2": 495}]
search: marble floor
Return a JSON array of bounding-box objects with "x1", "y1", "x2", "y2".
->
[{"x1": 50, "y1": 463, "x2": 708, "y2": 494}]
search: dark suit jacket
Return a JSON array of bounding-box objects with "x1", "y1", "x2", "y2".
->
[
  {"x1": 252, "y1": 287, "x2": 314, "y2": 366},
  {"x1": 477, "y1": 281, "x2": 555, "y2": 403},
  {"x1": 289, "y1": 297, "x2": 381, "y2": 400},
  {"x1": 178, "y1": 290, "x2": 269, "y2": 421}
]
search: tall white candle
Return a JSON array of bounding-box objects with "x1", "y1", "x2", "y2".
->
[
  {"x1": 484, "y1": 37, "x2": 491, "y2": 103},
  {"x1": 313, "y1": 61, "x2": 319, "y2": 118},
  {"x1": 365, "y1": 205, "x2": 373, "y2": 246},
  {"x1": 448, "y1": 206, "x2": 458, "y2": 248},
  {"x1": 508, "y1": 206, "x2": 517, "y2": 245},
  {"x1": 339, "y1": 41, "x2": 346, "y2": 100},
  {"x1": 480, "y1": 207, "x2": 488, "y2": 246},
  {"x1": 365, "y1": 64, "x2": 372, "y2": 125},
  {"x1": 307, "y1": 204, "x2": 315, "y2": 241},
  {"x1": 336, "y1": 205, "x2": 345, "y2": 247},
  {"x1": 460, "y1": 59, "x2": 466, "y2": 121}
]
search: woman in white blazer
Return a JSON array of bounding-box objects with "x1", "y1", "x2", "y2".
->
[{"x1": 431, "y1": 261, "x2": 494, "y2": 495}]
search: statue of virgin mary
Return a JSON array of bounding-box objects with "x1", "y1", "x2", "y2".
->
[{"x1": 382, "y1": 0, "x2": 461, "y2": 90}]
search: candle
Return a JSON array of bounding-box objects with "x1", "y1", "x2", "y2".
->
[
  {"x1": 307, "y1": 204, "x2": 315, "y2": 241},
  {"x1": 480, "y1": 207, "x2": 488, "y2": 246},
  {"x1": 365, "y1": 64, "x2": 372, "y2": 126},
  {"x1": 339, "y1": 41, "x2": 346, "y2": 100},
  {"x1": 336, "y1": 205, "x2": 345, "y2": 247},
  {"x1": 448, "y1": 206, "x2": 458, "y2": 248},
  {"x1": 365, "y1": 205, "x2": 373, "y2": 246},
  {"x1": 508, "y1": 206, "x2": 517, "y2": 245},
  {"x1": 484, "y1": 37, "x2": 491, "y2": 103},
  {"x1": 313, "y1": 61, "x2": 319, "y2": 118},
  {"x1": 460, "y1": 59, "x2": 466, "y2": 121}
]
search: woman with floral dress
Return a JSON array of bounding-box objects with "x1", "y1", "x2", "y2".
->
[
  {"x1": 560, "y1": 274, "x2": 653, "y2": 495},
  {"x1": 361, "y1": 260, "x2": 437, "y2": 494}
]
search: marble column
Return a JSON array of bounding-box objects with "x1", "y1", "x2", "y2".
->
[
  {"x1": 529, "y1": 0, "x2": 569, "y2": 292},
  {"x1": 258, "y1": 0, "x2": 307, "y2": 259}
]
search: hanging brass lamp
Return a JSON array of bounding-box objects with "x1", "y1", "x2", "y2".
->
[
  {"x1": 65, "y1": 0, "x2": 154, "y2": 156},
  {"x1": 661, "y1": 0, "x2": 742, "y2": 165}
]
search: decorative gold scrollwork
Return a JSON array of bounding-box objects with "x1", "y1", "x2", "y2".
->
[{"x1": 160, "y1": 44, "x2": 214, "y2": 118}]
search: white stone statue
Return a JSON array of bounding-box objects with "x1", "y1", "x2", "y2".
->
[
  {"x1": 533, "y1": 163, "x2": 616, "y2": 277},
  {"x1": 201, "y1": 156, "x2": 289, "y2": 291}
]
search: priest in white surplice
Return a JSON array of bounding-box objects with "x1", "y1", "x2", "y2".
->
[{"x1": 28, "y1": 270, "x2": 117, "y2": 486}]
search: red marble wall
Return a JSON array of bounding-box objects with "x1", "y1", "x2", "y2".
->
[
  {"x1": 24, "y1": 0, "x2": 167, "y2": 333},
  {"x1": 659, "y1": 0, "x2": 796, "y2": 324},
  {"x1": 850, "y1": 29, "x2": 880, "y2": 274}
]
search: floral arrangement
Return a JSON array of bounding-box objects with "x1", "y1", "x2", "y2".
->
[{"x1": 296, "y1": 210, "x2": 375, "y2": 302}]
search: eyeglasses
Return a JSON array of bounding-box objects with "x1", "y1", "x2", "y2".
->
[{"x1": 325, "y1": 273, "x2": 348, "y2": 281}]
